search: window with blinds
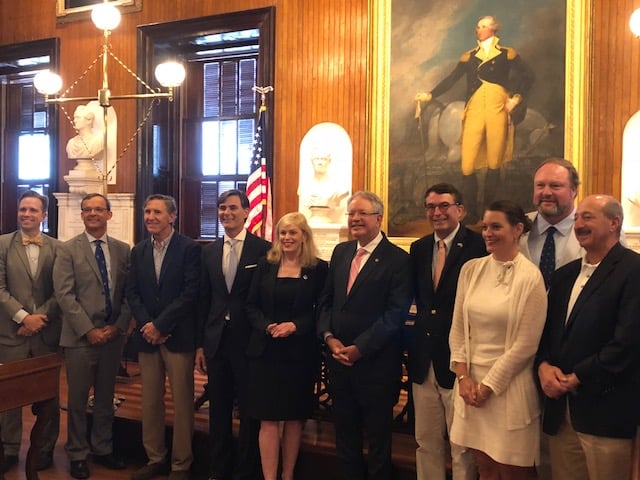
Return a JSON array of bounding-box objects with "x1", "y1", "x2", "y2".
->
[{"x1": 0, "y1": 40, "x2": 58, "y2": 234}]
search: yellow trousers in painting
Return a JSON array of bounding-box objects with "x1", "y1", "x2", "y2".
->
[{"x1": 460, "y1": 81, "x2": 514, "y2": 176}]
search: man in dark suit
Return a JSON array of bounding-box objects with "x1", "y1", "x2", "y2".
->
[
  {"x1": 409, "y1": 183, "x2": 486, "y2": 480},
  {"x1": 127, "y1": 194, "x2": 200, "y2": 480},
  {"x1": 0, "y1": 190, "x2": 61, "y2": 473},
  {"x1": 54, "y1": 193, "x2": 130, "y2": 479},
  {"x1": 195, "y1": 189, "x2": 270, "y2": 480},
  {"x1": 536, "y1": 194, "x2": 640, "y2": 480},
  {"x1": 317, "y1": 191, "x2": 412, "y2": 480}
]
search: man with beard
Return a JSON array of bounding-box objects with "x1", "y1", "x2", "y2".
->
[{"x1": 519, "y1": 157, "x2": 583, "y2": 287}]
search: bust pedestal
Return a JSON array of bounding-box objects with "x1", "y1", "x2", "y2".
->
[
  {"x1": 63, "y1": 158, "x2": 105, "y2": 195},
  {"x1": 54, "y1": 193, "x2": 135, "y2": 246}
]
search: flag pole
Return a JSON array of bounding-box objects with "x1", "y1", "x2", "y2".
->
[{"x1": 249, "y1": 85, "x2": 274, "y2": 239}]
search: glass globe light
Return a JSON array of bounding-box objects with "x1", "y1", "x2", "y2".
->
[
  {"x1": 630, "y1": 8, "x2": 640, "y2": 37},
  {"x1": 155, "y1": 62, "x2": 186, "y2": 87},
  {"x1": 33, "y1": 70, "x2": 63, "y2": 95},
  {"x1": 91, "y1": 3, "x2": 121, "y2": 31}
]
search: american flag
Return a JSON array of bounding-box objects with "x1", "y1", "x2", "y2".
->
[{"x1": 246, "y1": 106, "x2": 273, "y2": 240}]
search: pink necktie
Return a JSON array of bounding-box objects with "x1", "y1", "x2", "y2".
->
[
  {"x1": 347, "y1": 248, "x2": 367, "y2": 293},
  {"x1": 433, "y1": 240, "x2": 446, "y2": 288}
]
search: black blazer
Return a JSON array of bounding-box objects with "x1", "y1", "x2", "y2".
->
[
  {"x1": 408, "y1": 226, "x2": 487, "y2": 387},
  {"x1": 198, "y1": 232, "x2": 271, "y2": 359},
  {"x1": 536, "y1": 243, "x2": 640, "y2": 438},
  {"x1": 317, "y1": 235, "x2": 413, "y2": 380},
  {"x1": 126, "y1": 232, "x2": 201, "y2": 353},
  {"x1": 245, "y1": 257, "x2": 328, "y2": 358}
]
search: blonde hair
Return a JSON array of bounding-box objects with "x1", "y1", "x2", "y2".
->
[{"x1": 267, "y1": 212, "x2": 319, "y2": 268}]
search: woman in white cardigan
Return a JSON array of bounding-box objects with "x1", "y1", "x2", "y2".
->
[{"x1": 449, "y1": 200, "x2": 547, "y2": 479}]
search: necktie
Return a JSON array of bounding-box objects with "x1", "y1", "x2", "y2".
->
[
  {"x1": 539, "y1": 226, "x2": 557, "y2": 288},
  {"x1": 225, "y1": 239, "x2": 239, "y2": 292},
  {"x1": 94, "y1": 240, "x2": 112, "y2": 321},
  {"x1": 433, "y1": 240, "x2": 446, "y2": 288},
  {"x1": 22, "y1": 236, "x2": 43, "y2": 246},
  {"x1": 347, "y1": 248, "x2": 367, "y2": 293}
]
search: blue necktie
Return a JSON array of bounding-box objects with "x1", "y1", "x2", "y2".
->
[
  {"x1": 539, "y1": 226, "x2": 556, "y2": 288},
  {"x1": 94, "y1": 240, "x2": 113, "y2": 321}
]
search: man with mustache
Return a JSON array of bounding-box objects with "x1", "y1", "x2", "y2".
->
[
  {"x1": 519, "y1": 157, "x2": 583, "y2": 287},
  {"x1": 536, "y1": 195, "x2": 640, "y2": 479}
]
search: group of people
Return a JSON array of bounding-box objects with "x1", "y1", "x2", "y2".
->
[
  {"x1": 409, "y1": 157, "x2": 640, "y2": 480},
  {"x1": 0, "y1": 154, "x2": 638, "y2": 480},
  {"x1": 0, "y1": 191, "x2": 201, "y2": 480}
]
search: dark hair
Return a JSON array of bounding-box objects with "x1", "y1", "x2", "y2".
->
[
  {"x1": 486, "y1": 200, "x2": 532, "y2": 234},
  {"x1": 81, "y1": 193, "x2": 111, "y2": 211},
  {"x1": 144, "y1": 194, "x2": 177, "y2": 215},
  {"x1": 19, "y1": 190, "x2": 48, "y2": 212},
  {"x1": 423, "y1": 182, "x2": 464, "y2": 206},
  {"x1": 217, "y1": 189, "x2": 249, "y2": 209},
  {"x1": 534, "y1": 157, "x2": 580, "y2": 190}
]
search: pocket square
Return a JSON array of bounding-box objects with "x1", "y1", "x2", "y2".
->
[{"x1": 244, "y1": 264, "x2": 258, "y2": 269}]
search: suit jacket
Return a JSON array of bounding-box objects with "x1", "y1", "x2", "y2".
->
[
  {"x1": 54, "y1": 233, "x2": 131, "y2": 348},
  {"x1": 408, "y1": 226, "x2": 487, "y2": 387},
  {"x1": 245, "y1": 257, "x2": 328, "y2": 358},
  {"x1": 317, "y1": 235, "x2": 413, "y2": 380},
  {"x1": 0, "y1": 231, "x2": 61, "y2": 347},
  {"x1": 536, "y1": 243, "x2": 640, "y2": 438},
  {"x1": 519, "y1": 211, "x2": 583, "y2": 269},
  {"x1": 198, "y1": 232, "x2": 271, "y2": 359},
  {"x1": 127, "y1": 232, "x2": 201, "y2": 353},
  {"x1": 431, "y1": 38, "x2": 534, "y2": 124}
]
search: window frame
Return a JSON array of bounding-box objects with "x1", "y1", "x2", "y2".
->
[
  {"x1": 136, "y1": 8, "x2": 275, "y2": 242},
  {"x1": 0, "y1": 38, "x2": 60, "y2": 235}
]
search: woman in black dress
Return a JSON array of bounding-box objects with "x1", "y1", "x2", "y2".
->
[{"x1": 246, "y1": 212, "x2": 328, "y2": 480}]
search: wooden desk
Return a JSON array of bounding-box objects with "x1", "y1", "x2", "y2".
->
[{"x1": 0, "y1": 354, "x2": 62, "y2": 480}]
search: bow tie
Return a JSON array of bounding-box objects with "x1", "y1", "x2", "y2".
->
[{"x1": 22, "y1": 236, "x2": 43, "y2": 247}]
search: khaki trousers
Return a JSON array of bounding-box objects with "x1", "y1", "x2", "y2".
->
[
  {"x1": 547, "y1": 407, "x2": 632, "y2": 480},
  {"x1": 139, "y1": 346, "x2": 195, "y2": 472}
]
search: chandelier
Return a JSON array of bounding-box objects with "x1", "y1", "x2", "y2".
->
[{"x1": 33, "y1": 0, "x2": 185, "y2": 190}]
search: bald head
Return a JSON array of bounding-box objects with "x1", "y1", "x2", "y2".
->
[{"x1": 574, "y1": 194, "x2": 623, "y2": 262}]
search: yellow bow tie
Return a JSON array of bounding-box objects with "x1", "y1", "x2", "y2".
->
[{"x1": 22, "y1": 236, "x2": 43, "y2": 247}]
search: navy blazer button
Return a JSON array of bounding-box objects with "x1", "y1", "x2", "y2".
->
[{"x1": 431, "y1": 309, "x2": 437, "y2": 314}]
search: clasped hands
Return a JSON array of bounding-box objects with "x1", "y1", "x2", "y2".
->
[
  {"x1": 538, "y1": 362, "x2": 580, "y2": 399},
  {"x1": 266, "y1": 322, "x2": 296, "y2": 338},
  {"x1": 141, "y1": 321, "x2": 169, "y2": 345},
  {"x1": 326, "y1": 336, "x2": 361, "y2": 367},
  {"x1": 86, "y1": 325, "x2": 120, "y2": 345},
  {"x1": 17, "y1": 313, "x2": 49, "y2": 337},
  {"x1": 458, "y1": 376, "x2": 493, "y2": 407}
]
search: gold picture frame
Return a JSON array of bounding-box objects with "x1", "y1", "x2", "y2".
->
[
  {"x1": 368, "y1": 1, "x2": 592, "y2": 249},
  {"x1": 56, "y1": 0, "x2": 142, "y2": 23}
]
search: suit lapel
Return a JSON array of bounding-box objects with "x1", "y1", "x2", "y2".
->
[
  {"x1": 347, "y1": 239, "x2": 387, "y2": 297},
  {"x1": 565, "y1": 246, "x2": 622, "y2": 329},
  {"x1": 12, "y1": 232, "x2": 32, "y2": 278},
  {"x1": 422, "y1": 236, "x2": 436, "y2": 292},
  {"x1": 34, "y1": 236, "x2": 53, "y2": 280},
  {"x1": 81, "y1": 235, "x2": 103, "y2": 283},
  {"x1": 437, "y1": 227, "x2": 468, "y2": 291}
]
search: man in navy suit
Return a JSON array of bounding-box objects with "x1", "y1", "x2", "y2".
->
[
  {"x1": 196, "y1": 189, "x2": 270, "y2": 480},
  {"x1": 536, "y1": 195, "x2": 640, "y2": 480},
  {"x1": 127, "y1": 194, "x2": 201, "y2": 480},
  {"x1": 317, "y1": 191, "x2": 412, "y2": 480},
  {"x1": 409, "y1": 183, "x2": 486, "y2": 480}
]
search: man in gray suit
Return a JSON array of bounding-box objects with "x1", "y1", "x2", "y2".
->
[
  {"x1": 0, "y1": 190, "x2": 61, "y2": 473},
  {"x1": 54, "y1": 193, "x2": 131, "y2": 479}
]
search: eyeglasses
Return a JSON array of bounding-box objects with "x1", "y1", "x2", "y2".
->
[
  {"x1": 81, "y1": 207, "x2": 109, "y2": 213},
  {"x1": 346, "y1": 211, "x2": 381, "y2": 217},
  {"x1": 424, "y1": 202, "x2": 460, "y2": 213}
]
